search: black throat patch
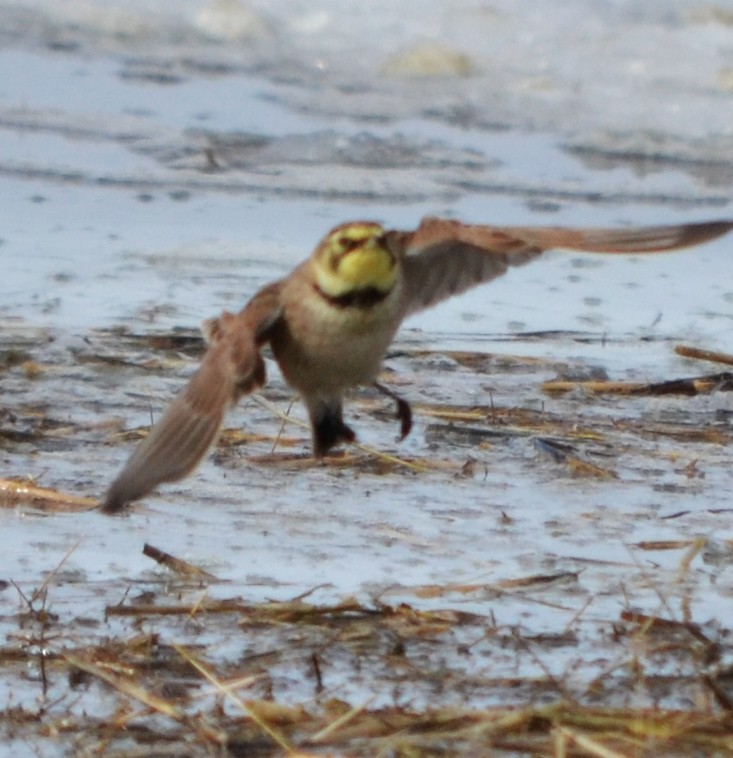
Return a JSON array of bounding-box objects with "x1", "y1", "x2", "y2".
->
[{"x1": 315, "y1": 284, "x2": 391, "y2": 309}]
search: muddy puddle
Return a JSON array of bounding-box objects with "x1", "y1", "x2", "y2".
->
[{"x1": 1, "y1": 1, "x2": 733, "y2": 755}]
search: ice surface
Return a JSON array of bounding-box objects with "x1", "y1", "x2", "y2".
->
[{"x1": 0, "y1": 1, "x2": 732, "y2": 748}]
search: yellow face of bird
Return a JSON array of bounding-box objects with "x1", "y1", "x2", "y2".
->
[{"x1": 312, "y1": 222, "x2": 397, "y2": 299}]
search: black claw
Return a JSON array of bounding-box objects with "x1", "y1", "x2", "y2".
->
[
  {"x1": 374, "y1": 382, "x2": 413, "y2": 441},
  {"x1": 394, "y1": 395, "x2": 413, "y2": 440}
]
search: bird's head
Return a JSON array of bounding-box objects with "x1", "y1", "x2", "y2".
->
[{"x1": 312, "y1": 222, "x2": 397, "y2": 299}]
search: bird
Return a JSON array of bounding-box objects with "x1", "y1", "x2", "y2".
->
[{"x1": 102, "y1": 216, "x2": 733, "y2": 512}]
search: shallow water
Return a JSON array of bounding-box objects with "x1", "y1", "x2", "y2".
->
[{"x1": 1, "y1": 0, "x2": 732, "y2": 753}]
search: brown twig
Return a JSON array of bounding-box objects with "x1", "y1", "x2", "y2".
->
[{"x1": 142, "y1": 543, "x2": 220, "y2": 582}]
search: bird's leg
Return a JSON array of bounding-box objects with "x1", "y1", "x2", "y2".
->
[
  {"x1": 373, "y1": 381, "x2": 412, "y2": 440},
  {"x1": 309, "y1": 398, "x2": 356, "y2": 457}
]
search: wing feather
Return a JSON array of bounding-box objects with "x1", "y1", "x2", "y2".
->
[
  {"x1": 396, "y1": 217, "x2": 733, "y2": 316},
  {"x1": 102, "y1": 283, "x2": 282, "y2": 512}
]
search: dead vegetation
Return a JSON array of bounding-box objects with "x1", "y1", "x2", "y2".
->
[
  {"x1": 2, "y1": 328, "x2": 733, "y2": 755},
  {"x1": 2, "y1": 542, "x2": 733, "y2": 756}
]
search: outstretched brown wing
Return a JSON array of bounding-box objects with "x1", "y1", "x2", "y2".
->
[
  {"x1": 394, "y1": 217, "x2": 733, "y2": 317},
  {"x1": 102, "y1": 283, "x2": 283, "y2": 513}
]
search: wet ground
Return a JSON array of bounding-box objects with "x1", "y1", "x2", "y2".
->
[{"x1": 1, "y1": 1, "x2": 733, "y2": 755}]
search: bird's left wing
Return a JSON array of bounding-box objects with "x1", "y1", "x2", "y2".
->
[
  {"x1": 102, "y1": 283, "x2": 283, "y2": 513},
  {"x1": 393, "y1": 217, "x2": 733, "y2": 317}
]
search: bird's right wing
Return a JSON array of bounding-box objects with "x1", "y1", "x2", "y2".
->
[
  {"x1": 394, "y1": 217, "x2": 733, "y2": 317},
  {"x1": 102, "y1": 283, "x2": 283, "y2": 513}
]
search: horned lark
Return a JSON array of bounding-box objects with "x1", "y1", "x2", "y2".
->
[{"x1": 103, "y1": 216, "x2": 732, "y2": 511}]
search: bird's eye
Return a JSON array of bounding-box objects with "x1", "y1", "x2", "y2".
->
[{"x1": 338, "y1": 236, "x2": 359, "y2": 251}]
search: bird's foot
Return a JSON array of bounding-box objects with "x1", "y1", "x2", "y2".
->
[
  {"x1": 374, "y1": 381, "x2": 412, "y2": 440},
  {"x1": 312, "y1": 410, "x2": 356, "y2": 457}
]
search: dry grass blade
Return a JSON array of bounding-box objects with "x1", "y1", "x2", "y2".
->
[
  {"x1": 64, "y1": 654, "x2": 227, "y2": 745},
  {"x1": 409, "y1": 581, "x2": 496, "y2": 599},
  {"x1": 352, "y1": 441, "x2": 432, "y2": 473},
  {"x1": 555, "y1": 727, "x2": 627, "y2": 758},
  {"x1": 64, "y1": 654, "x2": 185, "y2": 722},
  {"x1": 105, "y1": 598, "x2": 248, "y2": 617},
  {"x1": 0, "y1": 478, "x2": 98, "y2": 512},
  {"x1": 416, "y1": 406, "x2": 488, "y2": 423},
  {"x1": 29, "y1": 538, "x2": 82, "y2": 606},
  {"x1": 542, "y1": 379, "x2": 647, "y2": 395},
  {"x1": 250, "y1": 393, "x2": 309, "y2": 433},
  {"x1": 142, "y1": 543, "x2": 220, "y2": 581},
  {"x1": 270, "y1": 396, "x2": 296, "y2": 453},
  {"x1": 309, "y1": 697, "x2": 376, "y2": 743},
  {"x1": 172, "y1": 643, "x2": 295, "y2": 754},
  {"x1": 404, "y1": 572, "x2": 578, "y2": 601},
  {"x1": 496, "y1": 571, "x2": 579, "y2": 590},
  {"x1": 633, "y1": 540, "x2": 698, "y2": 550},
  {"x1": 619, "y1": 610, "x2": 717, "y2": 651},
  {"x1": 675, "y1": 344, "x2": 733, "y2": 367},
  {"x1": 564, "y1": 456, "x2": 618, "y2": 479},
  {"x1": 64, "y1": 653, "x2": 229, "y2": 747},
  {"x1": 534, "y1": 438, "x2": 617, "y2": 479},
  {"x1": 237, "y1": 597, "x2": 378, "y2": 626},
  {"x1": 218, "y1": 427, "x2": 300, "y2": 448},
  {"x1": 676, "y1": 536, "x2": 707, "y2": 582},
  {"x1": 542, "y1": 372, "x2": 733, "y2": 397},
  {"x1": 702, "y1": 674, "x2": 733, "y2": 712}
]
